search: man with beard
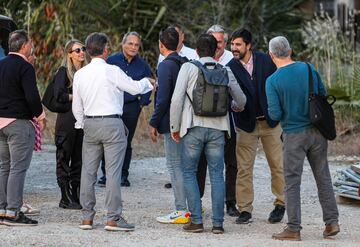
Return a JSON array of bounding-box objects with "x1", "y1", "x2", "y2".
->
[{"x1": 227, "y1": 28, "x2": 285, "y2": 225}]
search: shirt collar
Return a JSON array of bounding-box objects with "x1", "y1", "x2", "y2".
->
[
  {"x1": 199, "y1": 56, "x2": 217, "y2": 64},
  {"x1": 241, "y1": 53, "x2": 253, "y2": 67},
  {"x1": 8, "y1": 52, "x2": 28, "y2": 62},
  {"x1": 91, "y1": 57, "x2": 106, "y2": 63}
]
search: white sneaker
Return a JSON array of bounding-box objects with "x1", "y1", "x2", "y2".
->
[
  {"x1": 156, "y1": 211, "x2": 190, "y2": 224},
  {"x1": 21, "y1": 203, "x2": 40, "y2": 216},
  {"x1": 79, "y1": 220, "x2": 93, "y2": 230}
]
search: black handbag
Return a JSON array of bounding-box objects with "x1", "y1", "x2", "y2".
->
[
  {"x1": 42, "y1": 76, "x2": 71, "y2": 113},
  {"x1": 307, "y1": 63, "x2": 336, "y2": 140}
]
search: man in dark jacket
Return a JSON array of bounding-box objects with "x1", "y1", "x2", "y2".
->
[
  {"x1": 149, "y1": 27, "x2": 190, "y2": 224},
  {"x1": 227, "y1": 28, "x2": 285, "y2": 224},
  {"x1": 0, "y1": 30, "x2": 45, "y2": 226},
  {"x1": 98, "y1": 31, "x2": 152, "y2": 187}
]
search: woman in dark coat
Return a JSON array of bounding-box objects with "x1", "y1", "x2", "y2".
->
[{"x1": 53, "y1": 39, "x2": 88, "y2": 209}]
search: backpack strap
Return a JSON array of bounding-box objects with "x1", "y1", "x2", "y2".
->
[
  {"x1": 306, "y1": 62, "x2": 315, "y2": 99},
  {"x1": 164, "y1": 55, "x2": 189, "y2": 68}
]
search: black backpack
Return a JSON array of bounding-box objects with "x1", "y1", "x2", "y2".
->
[
  {"x1": 307, "y1": 63, "x2": 336, "y2": 140},
  {"x1": 188, "y1": 60, "x2": 229, "y2": 117}
]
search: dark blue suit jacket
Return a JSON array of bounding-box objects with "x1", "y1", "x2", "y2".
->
[
  {"x1": 149, "y1": 52, "x2": 182, "y2": 134},
  {"x1": 227, "y1": 51, "x2": 278, "y2": 132}
]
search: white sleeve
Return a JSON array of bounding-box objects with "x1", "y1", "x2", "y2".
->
[
  {"x1": 109, "y1": 66, "x2": 153, "y2": 95},
  {"x1": 72, "y1": 73, "x2": 85, "y2": 129}
]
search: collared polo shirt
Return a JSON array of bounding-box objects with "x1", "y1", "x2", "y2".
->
[{"x1": 107, "y1": 53, "x2": 152, "y2": 105}]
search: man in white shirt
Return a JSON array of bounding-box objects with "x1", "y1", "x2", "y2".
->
[
  {"x1": 72, "y1": 32, "x2": 153, "y2": 232},
  {"x1": 157, "y1": 24, "x2": 198, "y2": 64},
  {"x1": 206, "y1": 24, "x2": 233, "y2": 66}
]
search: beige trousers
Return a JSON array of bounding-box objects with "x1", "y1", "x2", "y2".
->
[{"x1": 235, "y1": 120, "x2": 285, "y2": 213}]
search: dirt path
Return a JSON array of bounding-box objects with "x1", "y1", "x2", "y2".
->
[{"x1": 1, "y1": 144, "x2": 359, "y2": 247}]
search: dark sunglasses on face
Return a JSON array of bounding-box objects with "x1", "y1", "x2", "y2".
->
[{"x1": 70, "y1": 47, "x2": 86, "y2": 54}]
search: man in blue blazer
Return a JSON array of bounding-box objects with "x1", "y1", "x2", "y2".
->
[
  {"x1": 149, "y1": 27, "x2": 189, "y2": 224},
  {"x1": 227, "y1": 28, "x2": 285, "y2": 225}
]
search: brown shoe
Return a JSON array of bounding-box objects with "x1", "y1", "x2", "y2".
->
[
  {"x1": 79, "y1": 220, "x2": 93, "y2": 230},
  {"x1": 272, "y1": 228, "x2": 301, "y2": 241},
  {"x1": 183, "y1": 222, "x2": 204, "y2": 233},
  {"x1": 323, "y1": 223, "x2": 340, "y2": 238}
]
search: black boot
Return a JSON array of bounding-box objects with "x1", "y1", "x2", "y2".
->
[
  {"x1": 69, "y1": 180, "x2": 82, "y2": 206},
  {"x1": 58, "y1": 180, "x2": 82, "y2": 210}
]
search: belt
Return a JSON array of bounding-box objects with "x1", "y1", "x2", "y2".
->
[
  {"x1": 85, "y1": 114, "x2": 121, "y2": 119},
  {"x1": 256, "y1": 116, "x2": 266, "y2": 121}
]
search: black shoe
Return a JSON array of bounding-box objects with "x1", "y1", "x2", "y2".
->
[
  {"x1": 212, "y1": 226, "x2": 224, "y2": 234},
  {"x1": 3, "y1": 212, "x2": 38, "y2": 226},
  {"x1": 268, "y1": 205, "x2": 285, "y2": 224},
  {"x1": 226, "y1": 203, "x2": 240, "y2": 217},
  {"x1": 121, "y1": 178, "x2": 130, "y2": 187},
  {"x1": 59, "y1": 199, "x2": 82, "y2": 210},
  {"x1": 235, "y1": 211, "x2": 252, "y2": 224},
  {"x1": 164, "y1": 183, "x2": 172, "y2": 189}
]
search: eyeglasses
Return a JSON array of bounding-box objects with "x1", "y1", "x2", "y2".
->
[{"x1": 70, "y1": 47, "x2": 86, "y2": 54}]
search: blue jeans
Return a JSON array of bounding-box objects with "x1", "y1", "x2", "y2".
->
[
  {"x1": 182, "y1": 127, "x2": 225, "y2": 226},
  {"x1": 164, "y1": 133, "x2": 187, "y2": 211}
]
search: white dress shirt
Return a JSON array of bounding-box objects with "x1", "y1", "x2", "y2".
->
[
  {"x1": 217, "y1": 49, "x2": 233, "y2": 66},
  {"x1": 72, "y1": 58, "x2": 153, "y2": 129},
  {"x1": 158, "y1": 44, "x2": 198, "y2": 65}
]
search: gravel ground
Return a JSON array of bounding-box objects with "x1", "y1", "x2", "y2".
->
[{"x1": 1, "y1": 144, "x2": 360, "y2": 247}]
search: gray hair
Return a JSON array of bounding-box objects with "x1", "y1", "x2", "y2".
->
[
  {"x1": 8, "y1": 30, "x2": 29, "y2": 52},
  {"x1": 122, "y1": 31, "x2": 141, "y2": 44},
  {"x1": 206, "y1": 24, "x2": 228, "y2": 42},
  {"x1": 85, "y1": 32, "x2": 109, "y2": 57},
  {"x1": 269, "y1": 36, "x2": 291, "y2": 58}
]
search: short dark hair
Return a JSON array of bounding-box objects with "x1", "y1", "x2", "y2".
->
[
  {"x1": 85, "y1": 32, "x2": 109, "y2": 57},
  {"x1": 196, "y1": 34, "x2": 217, "y2": 58},
  {"x1": 8, "y1": 29, "x2": 29, "y2": 52},
  {"x1": 230, "y1": 28, "x2": 252, "y2": 45},
  {"x1": 159, "y1": 27, "x2": 179, "y2": 51},
  {"x1": 168, "y1": 24, "x2": 183, "y2": 33}
]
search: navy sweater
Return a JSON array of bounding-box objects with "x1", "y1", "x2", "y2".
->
[{"x1": 0, "y1": 54, "x2": 43, "y2": 119}]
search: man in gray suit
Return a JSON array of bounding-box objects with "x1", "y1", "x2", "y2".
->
[{"x1": 72, "y1": 32, "x2": 153, "y2": 232}]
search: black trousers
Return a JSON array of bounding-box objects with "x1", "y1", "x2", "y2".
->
[
  {"x1": 55, "y1": 128, "x2": 83, "y2": 183},
  {"x1": 121, "y1": 101, "x2": 142, "y2": 179},
  {"x1": 196, "y1": 135, "x2": 237, "y2": 203}
]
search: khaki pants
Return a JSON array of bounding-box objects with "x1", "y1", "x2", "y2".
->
[{"x1": 235, "y1": 120, "x2": 285, "y2": 213}]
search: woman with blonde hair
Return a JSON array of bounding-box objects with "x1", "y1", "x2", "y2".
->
[{"x1": 53, "y1": 39, "x2": 88, "y2": 209}]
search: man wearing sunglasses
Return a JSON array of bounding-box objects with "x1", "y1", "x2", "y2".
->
[{"x1": 97, "y1": 31, "x2": 152, "y2": 188}]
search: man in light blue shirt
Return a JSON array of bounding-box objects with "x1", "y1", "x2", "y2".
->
[{"x1": 266, "y1": 36, "x2": 339, "y2": 241}]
